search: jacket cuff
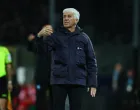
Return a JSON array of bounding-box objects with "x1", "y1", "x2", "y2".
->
[
  {"x1": 88, "y1": 85, "x2": 97, "y2": 88},
  {"x1": 87, "y1": 74, "x2": 98, "y2": 88}
]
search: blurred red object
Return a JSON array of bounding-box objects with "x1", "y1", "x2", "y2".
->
[{"x1": 16, "y1": 84, "x2": 36, "y2": 110}]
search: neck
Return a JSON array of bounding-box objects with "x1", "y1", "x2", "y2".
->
[{"x1": 67, "y1": 25, "x2": 76, "y2": 32}]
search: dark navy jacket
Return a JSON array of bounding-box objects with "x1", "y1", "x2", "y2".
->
[{"x1": 37, "y1": 26, "x2": 98, "y2": 87}]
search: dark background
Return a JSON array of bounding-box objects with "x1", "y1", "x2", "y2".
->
[{"x1": 0, "y1": 0, "x2": 133, "y2": 45}]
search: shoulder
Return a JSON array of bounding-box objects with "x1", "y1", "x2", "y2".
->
[
  {"x1": 0, "y1": 46, "x2": 8, "y2": 52},
  {"x1": 0, "y1": 46, "x2": 10, "y2": 57},
  {"x1": 78, "y1": 32, "x2": 91, "y2": 44},
  {"x1": 81, "y1": 32, "x2": 90, "y2": 41}
]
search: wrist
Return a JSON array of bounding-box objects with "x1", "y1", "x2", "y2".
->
[{"x1": 37, "y1": 33, "x2": 41, "y2": 38}]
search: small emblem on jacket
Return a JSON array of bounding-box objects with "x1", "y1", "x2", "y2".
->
[{"x1": 77, "y1": 47, "x2": 82, "y2": 50}]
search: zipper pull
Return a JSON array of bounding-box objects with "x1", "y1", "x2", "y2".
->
[
  {"x1": 77, "y1": 47, "x2": 82, "y2": 50},
  {"x1": 77, "y1": 47, "x2": 80, "y2": 50}
]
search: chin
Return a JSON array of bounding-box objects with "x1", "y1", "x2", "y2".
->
[
  {"x1": 64, "y1": 26, "x2": 69, "y2": 28},
  {"x1": 64, "y1": 25, "x2": 71, "y2": 28}
]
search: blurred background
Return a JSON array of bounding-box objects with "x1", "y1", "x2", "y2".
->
[{"x1": 0, "y1": 0, "x2": 140, "y2": 110}]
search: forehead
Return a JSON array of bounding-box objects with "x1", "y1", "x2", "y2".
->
[{"x1": 63, "y1": 11, "x2": 74, "y2": 16}]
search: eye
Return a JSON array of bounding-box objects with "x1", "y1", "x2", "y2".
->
[
  {"x1": 63, "y1": 15, "x2": 66, "y2": 18},
  {"x1": 68, "y1": 15, "x2": 72, "y2": 18}
]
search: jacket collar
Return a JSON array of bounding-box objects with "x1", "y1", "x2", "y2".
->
[{"x1": 57, "y1": 25, "x2": 83, "y2": 35}]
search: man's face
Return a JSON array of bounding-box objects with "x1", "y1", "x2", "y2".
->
[{"x1": 63, "y1": 12, "x2": 78, "y2": 28}]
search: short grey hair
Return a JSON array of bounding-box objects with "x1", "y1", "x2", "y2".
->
[{"x1": 63, "y1": 8, "x2": 80, "y2": 21}]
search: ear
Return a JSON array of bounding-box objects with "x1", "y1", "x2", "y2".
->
[{"x1": 75, "y1": 19, "x2": 79, "y2": 24}]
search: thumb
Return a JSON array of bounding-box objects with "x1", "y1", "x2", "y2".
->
[
  {"x1": 91, "y1": 90, "x2": 95, "y2": 97},
  {"x1": 87, "y1": 88, "x2": 90, "y2": 92}
]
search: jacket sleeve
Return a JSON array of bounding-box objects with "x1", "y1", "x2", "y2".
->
[
  {"x1": 43, "y1": 33, "x2": 57, "y2": 49},
  {"x1": 27, "y1": 39, "x2": 37, "y2": 53},
  {"x1": 85, "y1": 34, "x2": 98, "y2": 88},
  {"x1": 27, "y1": 36, "x2": 51, "y2": 54}
]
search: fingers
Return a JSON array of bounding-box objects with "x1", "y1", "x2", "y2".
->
[
  {"x1": 41, "y1": 29, "x2": 53, "y2": 36},
  {"x1": 43, "y1": 26, "x2": 53, "y2": 31},
  {"x1": 90, "y1": 90, "x2": 96, "y2": 97},
  {"x1": 42, "y1": 24, "x2": 53, "y2": 29},
  {"x1": 38, "y1": 25, "x2": 53, "y2": 37},
  {"x1": 42, "y1": 25, "x2": 53, "y2": 32},
  {"x1": 42, "y1": 27, "x2": 53, "y2": 35},
  {"x1": 43, "y1": 28, "x2": 53, "y2": 34},
  {"x1": 89, "y1": 88, "x2": 96, "y2": 97},
  {"x1": 87, "y1": 88, "x2": 90, "y2": 92}
]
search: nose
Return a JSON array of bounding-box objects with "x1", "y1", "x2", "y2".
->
[
  {"x1": 64, "y1": 16, "x2": 69, "y2": 20},
  {"x1": 64, "y1": 18, "x2": 68, "y2": 21}
]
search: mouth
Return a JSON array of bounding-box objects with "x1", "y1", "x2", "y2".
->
[{"x1": 64, "y1": 22, "x2": 69, "y2": 24}]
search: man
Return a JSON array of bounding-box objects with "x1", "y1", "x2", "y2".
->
[
  {"x1": 37, "y1": 8, "x2": 98, "y2": 110},
  {"x1": 0, "y1": 46, "x2": 13, "y2": 110},
  {"x1": 27, "y1": 34, "x2": 52, "y2": 110}
]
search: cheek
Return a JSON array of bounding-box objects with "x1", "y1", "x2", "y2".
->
[
  {"x1": 75, "y1": 20, "x2": 77, "y2": 24},
  {"x1": 70, "y1": 19, "x2": 76, "y2": 24},
  {"x1": 75, "y1": 19, "x2": 78, "y2": 24},
  {"x1": 73, "y1": 20, "x2": 77, "y2": 25}
]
